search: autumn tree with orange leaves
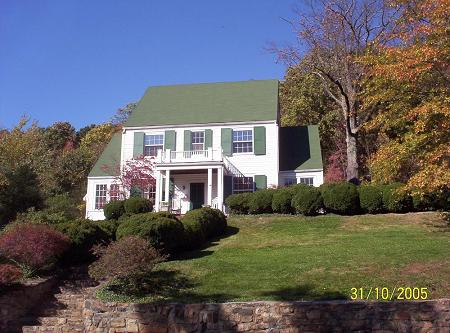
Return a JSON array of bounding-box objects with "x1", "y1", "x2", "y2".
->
[{"x1": 362, "y1": 0, "x2": 450, "y2": 196}]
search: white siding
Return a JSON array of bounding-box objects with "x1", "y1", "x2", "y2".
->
[
  {"x1": 85, "y1": 177, "x2": 116, "y2": 220},
  {"x1": 279, "y1": 170, "x2": 324, "y2": 187}
]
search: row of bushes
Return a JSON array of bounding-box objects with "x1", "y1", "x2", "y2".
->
[{"x1": 225, "y1": 182, "x2": 449, "y2": 216}]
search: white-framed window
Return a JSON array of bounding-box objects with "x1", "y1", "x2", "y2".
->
[
  {"x1": 95, "y1": 184, "x2": 107, "y2": 209},
  {"x1": 284, "y1": 178, "x2": 297, "y2": 186},
  {"x1": 299, "y1": 177, "x2": 314, "y2": 186},
  {"x1": 191, "y1": 131, "x2": 204, "y2": 151},
  {"x1": 233, "y1": 176, "x2": 254, "y2": 194},
  {"x1": 233, "y1": 130, "x2": 253, "y2": 153},
  {"x1": 143, "y1": 184, "x2": 156, "y2": 203},
  {"x1": 144, "y1": 134, "x2": 164, "y2": 157},
  {"x1": 109, "y1": 184, "x2": 120, "y2": 201}
]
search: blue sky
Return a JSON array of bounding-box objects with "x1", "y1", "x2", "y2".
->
[{"x1": 0, "y1": 0, "x2": 302, "y2": 129}]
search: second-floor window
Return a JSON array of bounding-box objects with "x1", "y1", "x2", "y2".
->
[
  {"x1": 144, "y1": 134, "x2": 164, "y2": 157},
  {"x1": 191, "y1": 131, "x2": 204, "y2": 151},
  {"x1": 233, "y1": 130, "x2": 253, "y2": 153}
]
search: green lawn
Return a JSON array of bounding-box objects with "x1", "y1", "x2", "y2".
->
[{"x1": 98, "y1": 212, "x2": 450, "y2": 303}]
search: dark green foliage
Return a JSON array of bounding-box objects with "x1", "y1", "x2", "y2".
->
[
  {"x1": 291, "y1": 185, "x2": 323, "y2": 216},
  {"x1": 123, "y1": 197, "x2": 152, "y2": 215},
  {"x1": 272, "y1": 188, "x2": 294, "y2": 214},
  {"x1": 412, "y1": 189, "x2": 449, "y2": 211},
  {"x1": 359, "y1": 184, "x2": 384, "y2": 214},
  {"x1": 104, "y1": 200, "x2": 125, "y2": 220},
  {"x1": 248, "y1": 189, "x2": 274, "y2": 214},
  {"x1": 95, "y1": 219, "x2": 121, "y2": 242},
  {"x1": 55, "y1": 219, "x2": 109, "y2": 262},
  {"x1": 116, "y1": 213, "x2": 184, "y2": 253},
  {"x1": 0, "y1": 165, "x2": 43, "y2": 225},
  {"x1": 181, "y1": 216, "x2": 206, "y2": 249},
  {"x1": 320, "y1": 182, "x2": 360, "y2": 215},
  {"x1": 14, "y1": 208, "x2": 69, "y2": 225},
  {"x1": 44, "y1": 193, "x2": 79, "y2": 219},
  {"x1": 382, "y1": 183, "x2": 413, "y2": 213},
  {"x1": 225, "y1": 193, "x2": 252, "y2": 214}
]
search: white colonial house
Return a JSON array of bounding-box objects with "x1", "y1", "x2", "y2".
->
[{"x1": 85, "y1": 80, "x2": 323, "y2": 220}]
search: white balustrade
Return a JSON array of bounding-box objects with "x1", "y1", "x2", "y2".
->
[{"x1": 158, "y1": 148, "x2": 223, "y2": 163}]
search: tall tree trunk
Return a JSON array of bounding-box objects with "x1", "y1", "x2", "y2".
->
[{"x1": 345, "y1": 128, "x2": 358, "y2": 182}]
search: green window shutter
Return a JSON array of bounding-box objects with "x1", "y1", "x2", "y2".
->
[
  {"x1": 164, "y1": 130, "x2": 176, "y2": 150},
  {"x1": 221, "y1": 128, "x2": 232, "y2": 156},
  {"x1": 224, "y1": 175, "x2": 233, "y2": 199},
  {"x1": 133, "y1": 132, "x2": 145, "y2": 158},
  {"x1": 254, "y1": 126, "x2": 266, "y2": 155},
  {"x1": 184, "y1": 130, "x2": 192, "y2": 151},
  {"x1": 254, "y1": 175, "x2": 267, "y2": 190},
  {"x1": 205, "y1": 129, "x2": 213, "y2": 149}
]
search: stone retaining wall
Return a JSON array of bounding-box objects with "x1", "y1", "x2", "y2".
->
[
  {"x1": 83, "y1": 297, "x2": 450, "y2": 333},
  {"x1": 0, "y1": 276, "x2": 57, "y2": 331}
]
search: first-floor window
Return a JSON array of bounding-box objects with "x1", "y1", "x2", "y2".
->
[
  {"x1": 284, "y1": 178, "x2": 297, "y2": 186},
  {"x1": 299, "y1": 177, "x2": 314, "y2": 186},
  {"x1": 109, "y1": 184, "x2": 120, "y2": 201},
  {"x1": 95, "y1": 184, "x2": 107, "y2": 209},
  {"x1": 233, "y1": 176, "x2": 254, "y2": 193},
  {"x1": 143, "y1": 184, "x2": 156, "y2": 203}
]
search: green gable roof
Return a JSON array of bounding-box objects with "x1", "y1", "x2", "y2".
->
[
  {"x1": 124, "y1": 80, "x2": 279, "y2": 127},
  {"x1": 88, "y1": 132, "x2": 122, "y2": 177},
  {"x1": 279, "y1": 125, "x2": 323, "y2": 171}
]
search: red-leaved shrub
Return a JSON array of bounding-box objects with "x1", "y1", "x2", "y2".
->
[
  {"x1": 0, "y1": 224, "x2": 70, "y2": 272},
  {"x1": 0, "y1": 264, "x2": 23, "y2": 285}
]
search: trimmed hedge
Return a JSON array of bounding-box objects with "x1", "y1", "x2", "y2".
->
[
  {"x1": 116, "y1": 212, "x2": 184, "y2": 253},
  {"x1": 320, "y1": 182, "x2": 360, "y2": 215},
  {"x1": 225, "y1": 193, "x2": 252, "y2": 214},
  {"x1": 382, "y1": 183, "x2": 413, "y2": 213},
  {"x1": 248, "y1": 189, "x2": 274, "y2": 214},
  {"x1": 291, "y1": 185, "x2": 323, "y2": 216},
  {"x1": 123, "y1": 197, "x2": 153, "y2": 215},
  {"x1": 359, "y1": 184, "x2": 384, "y2": 214},
  {"x1": 272, "y1": 188, "x2": 294, "y2": 214},
  {"x1": 104, "y1": 200, "x2": 125, "y2": 220}
]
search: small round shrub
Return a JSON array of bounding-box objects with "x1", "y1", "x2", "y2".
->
[
  {"x1": 116, "y1": 213, "x2": 184, "y2": 253},
  {"x1": 182, "y1": 217, "x2": 206, "y2": 250},
  {"x1": 0, "y1": 264, "x2": 23, "y2": 285},
  {"x1": 123, "y1": 197, "x2": 153, "y2": 215},
  {"x1": 225, "y1": 193, "x2": 252, "y2": 214},
  {"x1": 103, "y1": 200, "x2": 125, "y2": 220},
  {"x1": 320, "y1": 182, "x2": 360, "y2": 215},
  {"x1": 182, "y1": 208, "x2": 227, "y2": 239},
  {"x1": 55, "y1": 219, "x2": 109, "y2": 262},
  {"x1": 95, "y1": 219, "x2": 121, "y2": 242},
  {"x1": 272, "y1": 188, "x2": 294, "y2": 214},
  {"x1": 248, "y1": 190, "x2": 274, "y2": 214},
  {"x1": 382, "y1": 183, "x2": 413, "y2": 213},
  {"x1": 89, "y1": 236, "x2": 166, "y2": 292},
  {"x1": 291, "y1": 186, "x2": 323, "y2": 216},
  {"x1": 0, "y1": 224, "x2": 70, "y2": 274},
  {"x1": 359, "y1": 184, "x2": 384, "y2": 214}
]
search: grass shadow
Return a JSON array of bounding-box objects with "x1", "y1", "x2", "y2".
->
[{"x1": 257, "y1": 284, "x2": 348, "y2": 301}]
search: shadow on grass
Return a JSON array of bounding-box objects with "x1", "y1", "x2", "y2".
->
[
  {"x1": 257, "y1": 284, "x2": 348, "y2": 301},
  {"x1": 100, "y1": 269, "x2": 238, "y2": 303},
  {"x1": 173, "y1": 226, "x2": 240, "y2": 261}
]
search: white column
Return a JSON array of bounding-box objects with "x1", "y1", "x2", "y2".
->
[
  {"x1": 207, "y1": 168, "x2": 213, "y2": 206},
  {"x1": 217, "y1": 166, "x2": 224, "y2": 212},
  {"x1": 154, "y1": 170, "x2": 161, "y2": 212},
  {"x1": 164, "y1": 169, "x2": 170, "y2": 202}
]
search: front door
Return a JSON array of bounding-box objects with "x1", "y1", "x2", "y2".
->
[{"x1": 190, "y1": 183, "x2": 205, "y2": 209}]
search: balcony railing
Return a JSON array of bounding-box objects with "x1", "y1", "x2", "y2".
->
[{"x1": 155, "y1": 148, "x2": 223, "y2": 163}]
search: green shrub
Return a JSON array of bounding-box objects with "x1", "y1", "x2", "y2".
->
[
  {"x1": 13, "y1": 209, "x2": 69, "y2": 225},
  {"x1": 104, "y1": 200, "x2": 125, "y2": 220},
  {"x1": 382, "y1": 183, "x2": 413, "y2": 213},
  {"x1": 116, "y1": 213, "x2": 184, "y2": 253},
  {"x1": 123, "y1": 197, "x2": 153, "y2": 215},
  {"x1": 44, "y1": 194, "x2": 79, "y2": 219},
  {"x1": 55, "y1": 219, "x2": 109, "y2": 262},
  {"x1": 225, "y1": 193, "x2": 252, "y2": 214},
  {"x1": 95, "y1": 219, "x2": 121, "y2": 241},
  {"x1": 412, "y1": 189, "x2": 449, "y2": 211},
  {"x1": 183, "y1": 208, "x2": 227, "y2": 238},
  {"x1": 291, "y1": 186, "x2": 323, "y2": 216},
  {"x1": 359, "y1": 184, "x2": 384, "y2": 214},
  {"x1": 272, "y1": 188, "x2": 294, "y2": 214},
  {"x1": 320, "y1": 182, "x2": 360, "y2": 215},
  {"x1": 248, "y1": 189, "x2": 274, "y2": 214}
]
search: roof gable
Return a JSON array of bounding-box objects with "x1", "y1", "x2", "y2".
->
[
  {"x1": 88, "y1": 132, "x2": 122, "y2": 177},
  {"x1": 124, "y1": 80, "x2": 279, "y2": 127}
]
